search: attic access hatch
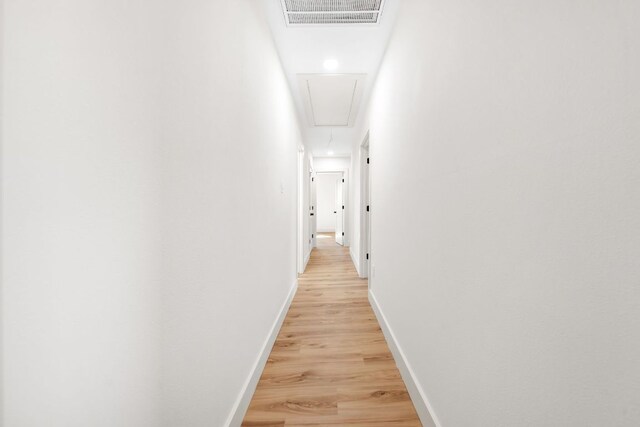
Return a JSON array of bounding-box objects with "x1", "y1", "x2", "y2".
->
[
  {"x1": 298, "y1": 74, "x2": 367, "y2": 127},
  {"x1": 281, "y1": 0, "x2": 386, "y2": 26}
]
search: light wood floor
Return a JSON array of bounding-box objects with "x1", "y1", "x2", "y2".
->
[{"x1": 242, "y1": 232, "x2": 421, "y2": 426}]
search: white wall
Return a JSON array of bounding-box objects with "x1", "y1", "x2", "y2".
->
[
  {"x1": 316, "y1": 173, "x2": 341, "y2": 232},
  {"x1": 2, "y1": 1, "x2": 302, "y2": 426},
  {"x1": 2, "y1": 1, "x2": 164, "y2": 425},
  {"x1": 313, "y1": 156, "x2": 350, "y2": 172},
  {"x1": 367, "y1": 1, "x2": 640, "y2": 426},
  {"x1": 0, "y1": 0, "x2": 4, "y2": 422},
  {"x1": 159, "y1": 1, "x2": 301, "y2": 426}
]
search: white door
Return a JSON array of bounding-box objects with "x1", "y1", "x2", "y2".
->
[
  {"x1": 335, "y1": 177, "x2": 344, "y2": 245},
  {"x1": 310, "y1": 171, "x2": 317, "y2": 248}
]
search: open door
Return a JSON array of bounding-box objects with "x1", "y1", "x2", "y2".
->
[{"x1": 335, "y1": 177, "x2": 344, "y2": 245}]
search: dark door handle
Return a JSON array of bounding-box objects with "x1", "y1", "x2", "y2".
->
[
  {"x1": 310, "y1": 213, "x2": 314, "y2": 216},
  {"x1": 334, "y1": 211, "x2": 337, "y2": 213}
]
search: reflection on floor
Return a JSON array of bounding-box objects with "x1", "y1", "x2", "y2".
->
[{"x1": 242, "y1": 232, "x2": 421, "y2": 426}]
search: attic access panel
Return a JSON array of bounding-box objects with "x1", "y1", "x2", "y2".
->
[
  {"x1": 298, "y1": 74, "x2": 367, "y2": 128},
  {"x1": 308, "y1": 76, "x2": 358, "y2": 126},
  {"x1": 281, "y1": 0, "x2": 385, "y2": 25}
]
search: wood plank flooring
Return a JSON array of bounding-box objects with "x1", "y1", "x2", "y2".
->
[{"x1": 242, "y1": 233, "x2": 421, "y2": 426}]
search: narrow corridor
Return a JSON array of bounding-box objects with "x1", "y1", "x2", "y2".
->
[
  {"x1": 242, "y1": 233, "x2": 421, "y2": 426},
  {"x1": 4, "y1": 1, "x2": 639, "y2": 425}
]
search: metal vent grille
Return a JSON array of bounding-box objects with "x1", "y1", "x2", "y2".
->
[{"x1": 282, "y1": 0, "x2": 384, "y2": 25}]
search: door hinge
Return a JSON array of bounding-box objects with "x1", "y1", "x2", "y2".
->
[
  {"x1": 366, "y1": 205, "x2": 370, "y2": 212},
  {"x1": 366, "y1": 253, "x2": 369, "y2": 260},
  {"x1": 342, "y1": 205, "x2": 344, "y2": 209},
  {"x1": 312, "y1": 177, "x2": 314, "y2": 182},
  {"x1": 342, "y1": 178, "x2": 344, "y2": 183},
  {"x1": 367, "y1": 157, "x2": 369, "y2": 164},
  {"x1": 312, "y1": 234, "x2": 314, "y2": 238},
  {"x1": 342, "y1": 232, "x2": 344, "y2": 236}
]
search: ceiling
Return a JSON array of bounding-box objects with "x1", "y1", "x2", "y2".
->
[
  {"x1": 260, "y1": 0, "x2": 399, "y2": 157},
  {"x1": 299, "y1": 74, "x2": 366, "y2": 127}
]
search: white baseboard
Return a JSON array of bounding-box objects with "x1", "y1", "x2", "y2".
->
[
  {"x1": 368, "y1": 290, "x2": 441, "y2": 427},
  {"x1": 304, "y1": 249, "x2": 311, "y2": 272},
  {"x1": 349, "y1": 247, "x2": 361, "y2": 276},
  {"x1": 225, "y1": 281, "x2": 298, "y2": 426}
]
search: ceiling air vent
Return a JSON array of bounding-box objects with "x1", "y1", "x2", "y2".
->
[{"x1": 282, "y1": 0, "x2": 385, "y2": 26}]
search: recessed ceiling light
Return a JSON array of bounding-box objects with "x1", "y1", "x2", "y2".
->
[{"x1": 323, "y1": 59, "x2": 339, "y2": 71}]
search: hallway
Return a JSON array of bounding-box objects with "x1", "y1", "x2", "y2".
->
[
  {"x1": 3, "y1": 0, "x2": 640, "y2": 426},
  {"x1": 243, "y1": 233, "x2": 421, "y2": 426}
]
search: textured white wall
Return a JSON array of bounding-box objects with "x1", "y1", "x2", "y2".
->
[
  {"x1": 159, "y1": 1, "x2": 301, "y2": 426},
  {"x1": 368, "y1": 0, "x2": 640, "y2": 426},
  {"x1": 2, "y1": 1, "x2": 165, "y2": 425}
]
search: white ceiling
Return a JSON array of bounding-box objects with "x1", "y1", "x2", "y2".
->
[
  {"x1": 260, "y1": 0, "x2": 399, "y2": 157},
  {"x1": 299, "y1": 74, "x2": 366, "y2": 127}
]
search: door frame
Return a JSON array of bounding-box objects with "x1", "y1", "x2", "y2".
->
[
  {"x1": 335, "y1": 174, "x2": 345, "y2": 245},
  {"x1": 297, "y1": 146, "x2": 305, "y2": 275},
  {"x1": 315, "y1": 170, "x2": 349, "y2": 247},
  {"x1": 359, "y1": 132, "x2": 371, "y2": 280},
  {"x1": 310, "y1": 168, "x2": 317, "y2": 250}
]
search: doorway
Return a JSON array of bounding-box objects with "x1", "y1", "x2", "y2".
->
[
  {"x1": 315, "y1": 172, "x2": 345, "y2": 246},
  {"x1": 297, "y1": 148, "x2": 305, "y2": 274},
  {"x1": 335, "y1": 177, "x2": 344, "y2": 245},
  {"x1": 309, "y1": 169, "x2": 317, "y2": 250},
  {"x1": 359, "y1": 133, "x2": 370, "y2": 279}
]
